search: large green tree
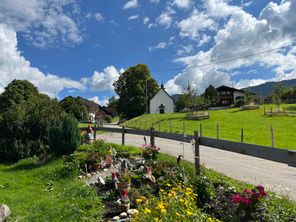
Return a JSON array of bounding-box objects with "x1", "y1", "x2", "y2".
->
[
  {"x1": 204, "y1": 85, "x2": 218, "y2": 106},
  {"x1": 0, "y1": 80, "x2": 65, "y2": 161},
  {"x1": 59, "y1": 97, "x2": 88, "y2": 121},
  {"x1": 113, "y1": 64, "x2": 158, "y2": 118}
]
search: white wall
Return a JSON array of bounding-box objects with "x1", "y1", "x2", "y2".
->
[
  {"x1": 233, "y1": 91, "x2": 246, "y2": 100},
  {"x1": 150, "y1": 89, "x2": 174, "y2": 114}
]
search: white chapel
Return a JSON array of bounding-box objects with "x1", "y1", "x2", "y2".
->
[{"x1": 150, "y1": 84, "x2": 175, "y2": 114}]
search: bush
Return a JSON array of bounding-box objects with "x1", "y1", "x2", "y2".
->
[
  {"x1": 0, "y1": 86, "x2": 64, "y2": 161},
  {"x1": 49, "y1": 115, "x2": 80, "y2": 155},
  {"x1": 104, "y1": 115, "x2": 112, "y2": 123}
]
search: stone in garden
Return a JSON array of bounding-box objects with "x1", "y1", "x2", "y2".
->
[
  {"x1": 119, "y1": 212, "x2": 128, "y2": 218},
  {"x1": 78, "y1": 175, "x2": 83, "y2": 179},
  {"x1": 112, "y1": 216, "x2": 120, "y2": 221},
  {"x1": 127, "y1": 209, "x2": 139, "y2": 215},
  {"x1": 0, "y1": 204, "x2": 10, "y2": 222},
  {"x1": 86, "y1": 173, "x2": 92, "y2": 178},
  {"x1": 97, "y1": 177, "x2": 105, "y2": 186}
]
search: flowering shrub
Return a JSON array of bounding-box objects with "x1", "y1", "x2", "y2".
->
[
  {"x1": 132, "y1": 183, "x2": 210, "y2": 222},
  {"x1": 141, "y1": 144, "x2": 160, "y2": 161},
  {"x1": 232, "y1": 185, "x2": 268, "y2": 221}
]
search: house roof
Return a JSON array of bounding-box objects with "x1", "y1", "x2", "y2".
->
[
  {"x1": 150, "y1": 85, "x2": 175, "y2": 102},
  {"x1": 77, "y1": 96, "x2": 112, "y2": 115},
  {"x1": 216, "y1": 85, "x2": 246, "y2": 93}
]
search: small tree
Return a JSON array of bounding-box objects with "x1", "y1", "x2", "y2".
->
[
  {"x1": 182, "y1": 84, "x2": 198, "y2": 111},
  {"x1": 204, "y1": 85, "x2": 218, "y2": 106},
  {"x1": 49, "y1": 115, "x2": 80, "y2": 155}
]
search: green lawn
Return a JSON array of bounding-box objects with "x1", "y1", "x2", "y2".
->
[
  {"x1": 124, "y1": 104, "x2": 296, "y2": 150},
  {"x1": 0, "y1": 157, "x2": 104, "y2": 222}
]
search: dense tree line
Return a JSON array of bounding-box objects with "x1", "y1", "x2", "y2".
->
[{"x1": 0, "y1": 80, "x2": 80, "y2": 161}]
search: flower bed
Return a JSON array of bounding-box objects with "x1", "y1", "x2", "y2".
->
[{"x1": 64, "y1": 140, "x2": 296, "y2": 222}]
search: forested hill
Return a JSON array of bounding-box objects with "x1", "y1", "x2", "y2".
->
[{"x1": 243, "y1": 79, "x2": 296, "y2": 97}]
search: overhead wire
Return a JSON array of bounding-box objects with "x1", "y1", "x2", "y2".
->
[{"x1": 150, "y1": 42, "x2": 296, "y2": 73}]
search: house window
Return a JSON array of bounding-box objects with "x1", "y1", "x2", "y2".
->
[
  {"x1": 220, "y1": 91, "x2": 226, "y2": 95},
  {"x1": 222, "y1": 100, "x2": 228, "y2": 104},
  {"x1": 227, "y1": 91, "x2": 231, "y2": 95}
]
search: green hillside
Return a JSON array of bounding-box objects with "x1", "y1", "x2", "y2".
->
[{"x1": 124, "y1": 105, "x2": 296, "y2": 150}]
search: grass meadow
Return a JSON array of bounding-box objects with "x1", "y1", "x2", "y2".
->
[
  {"x1": 0, "y1": 158, "x2": 103, "y2": 222},
  {"x1": 124, "y1": 104, "x2": 296, "y2": 150}
]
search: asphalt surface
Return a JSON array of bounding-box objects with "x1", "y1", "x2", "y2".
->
[{"x1": 97, "y1": 125, "x2": 296, "y2": 201}]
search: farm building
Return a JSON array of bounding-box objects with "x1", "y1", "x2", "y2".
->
[
  {"x1": 150, "y1": 84, "x2": 175, "y2": 114},
  {"x1": 77, "y1": 97, "x2": 113, "y2": 121},
  {"x1": 216, "y1": 85, "x2": 249, "y2": 106}
]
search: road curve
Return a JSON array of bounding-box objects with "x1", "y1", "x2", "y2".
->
[{"x1": 97, "y1": 127, "x2": 296, "y2": 201}]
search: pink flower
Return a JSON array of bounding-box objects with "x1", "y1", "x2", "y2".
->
[
  {"x1": 243, "y1": 189, "x2": 253, "y2": 196},
  {"x1": 241, "y1": 196, "x2": 250, "y2": 205},
  {"x1": 232, "y1": 194, "x2": 241, "y2": 204}
]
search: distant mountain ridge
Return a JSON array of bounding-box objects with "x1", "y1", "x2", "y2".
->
[{"x1": 243, "y1": 79, "x2": 296, "y2": 97}]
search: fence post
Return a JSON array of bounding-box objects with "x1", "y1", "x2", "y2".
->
[
  {"x1": 270, "y1": 125, "x2": 275, "y2": 148},
  {"x1": 145, "y1": 121, "x2": 147, "y2": 130},
  {"x1": 200, "y1": 123, "x2": 203, "y2": 137},
  {"x1": 194, "y1": 131, "x2": 200, "y2": 176},
  {"x1": 241, "y1": 128, "x2": 244, "y2": 143},
  {"x1": 183, "y1": 121, "x2": 185, "y2": 134},
  {"x1": 159, "y1": 122, "x2": 161, "y2": 132},
  {"x1": 150, "y1": 127, "x2": 155, "y2": 147},
  {"x1": 170, "y1": 121, "x2": 172, "y2": 133},
  {"x1": 122, "y1": 126, "x2": 125, "y2": 146},
  {"x1": 216, "y1": 124, "x2": 220, "y2": 139}
]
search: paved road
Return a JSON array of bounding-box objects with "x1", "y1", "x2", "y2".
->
[{"x1": 97, "y1": 126, "x2": 296, "y2": 201}]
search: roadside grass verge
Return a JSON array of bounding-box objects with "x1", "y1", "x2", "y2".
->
[
  {"x1": 0, "y1": 157, "x2": 104, "y2": 222},
  {"x1": 124, "y1": 104, "x2": 296, "y2": 150}
]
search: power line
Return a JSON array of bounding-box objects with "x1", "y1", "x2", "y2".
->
[{"x1": 150, "y1": 43, "x2": 296, "y2": 73}]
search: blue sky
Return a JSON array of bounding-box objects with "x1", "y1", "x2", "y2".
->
[{"x1": 0, "y1": 0, "x2": 295, "y2": 106}]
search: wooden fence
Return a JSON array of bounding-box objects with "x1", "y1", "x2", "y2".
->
[{"x1": 81, "y1": 126, "x2": 296, "y2": 175}]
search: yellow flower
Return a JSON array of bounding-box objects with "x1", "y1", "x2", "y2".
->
[
  {"x1": 166, "y1": 183, "x2": 172, "y2": 187},
  {"x1": 176, "y1": 212, "x2": 180, "y2": 217},
  {"x1": 179, "y1": 198, "x2": 185, "y2": 203},
  {"x1": 144, "y1": 208, "x2": 151, "y2": 214},
  {"x1": 154, "y1": 218, "x2": 159, "y2": 222},
  {"x1": 157, "y1": 201, "x2": 166, "y2": 213},
  {"x1": 136, "y1": 198, "x2": 143, "y2": 205},
  {"x1": 185, "y1": 210, "x2": 193, "y2": 216}
]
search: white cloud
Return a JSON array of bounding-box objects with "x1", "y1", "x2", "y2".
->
[
  {"x1": 203, "y1": 0, "x2": 241, "y2": 17},
  {"x1": 0, "y1": 24, "x2": 85, "y2": 97},
  {"x1": 89, "y1": 96, "x2": 109, "y2": 106},
  {"x1": 178, "y1": 9, "x2": 215, "y2": 40},
  {"x1": 0, "y1": 0, "x2": 82, "y2": 48},
  {"x1": 143, "y1": 17, "x2": 150, "y2": 25},
  {"x1": 168, "y1": 0, "x2": 296, "y2": 93},
  {"x1": 94, "y1": 12, "x2": 104, "y2": 22},
  {"x1": 156, "y1": 8, "x2": 175, "y2": 28},
  {"x1": 150, "y1": 0, "x2": 160, "y2": 3},
  {"x1": 123, "y1": 0, "x2": 138, "y2": 10},
  {"x1": 172, "y1": 0, "x2": 192, "y2": 9},
  {"x1": 83, "y1": 66, "x2": 120, "y2": 92},
  {"x1": 197, "y1": 34, "x2": 211, "y2": 47},
  {"x1": 149, "y1": 42, "x2": 167, "y2": 52},
  {"x1": 128, "y1": 15, "x2": 139, "y2": 21},
  {"x1": 177, "y1": 45, "x2": 194, "y2": 56},
  {"x1": 149, "y1": 37, "x2": 175, "y2": 52}
]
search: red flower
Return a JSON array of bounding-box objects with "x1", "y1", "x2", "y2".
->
[
  {"x1": 241, "y1": 196, "x2": 250, "y2": 205},
  {"x1": 232, "y1": 194, "x2": 241, "y2": 204}
]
